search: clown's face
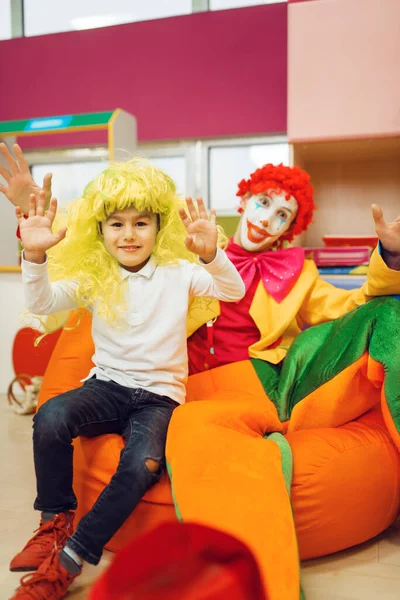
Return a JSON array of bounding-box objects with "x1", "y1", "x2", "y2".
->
[{"x1": 237, "y1": 190, "x2": 298, "y2": 251}]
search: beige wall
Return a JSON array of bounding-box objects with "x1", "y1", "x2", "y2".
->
[
  {"x1": 288, "y1": 0, "x2": 400, "y2": 142},
  {"x1": 0, "y1": 275, "x2": 26, "y2": 393}
]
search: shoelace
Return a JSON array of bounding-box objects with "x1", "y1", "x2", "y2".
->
[
  {"x1": 23, "y1": 516, "x2": 71, "y2": 551},
  {"x1": 19, "y1": 551, "x2": 72, "y2": 599}
]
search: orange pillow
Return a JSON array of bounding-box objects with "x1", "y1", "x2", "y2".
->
[{"x1": 38, "y1": 309, "x2": 94, "y2": 406}]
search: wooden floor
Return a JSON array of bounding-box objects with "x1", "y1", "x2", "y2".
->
[{"x1": 1, "y1": 397, "x2": 399, "y2": 599}]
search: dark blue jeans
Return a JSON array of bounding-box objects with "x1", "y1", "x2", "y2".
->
[{"x1": 32, "y1": 377, "x2": 178, "y2": 565}]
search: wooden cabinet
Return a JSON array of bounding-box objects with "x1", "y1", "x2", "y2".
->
[{"x1": 292, "y1": 138, "x2": 400, "y2": 247}]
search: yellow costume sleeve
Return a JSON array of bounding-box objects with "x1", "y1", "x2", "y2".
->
[{"x1": 298, "y1": 248, "x2": 400, "y2": 327}]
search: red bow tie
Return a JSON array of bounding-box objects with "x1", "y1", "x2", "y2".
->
[{"x1": 226, "y1": 242, "x2": 305, "y2": 303}]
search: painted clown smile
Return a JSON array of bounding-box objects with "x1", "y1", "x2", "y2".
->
[{"x1": 246, "y1": 220, "x2": 272, "y2": 243}]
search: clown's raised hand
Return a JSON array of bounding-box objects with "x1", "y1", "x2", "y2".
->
[
  {"x1": 179, "y1": 198, "x2": 218, "y2": 263},
  {"x1": 16, "y1": 191, "x2": 67, "y2": 263},
  {"x1": 372, "y1": 204, "x2": 400, "y2": 269},
  {"x1": 0, "y1": 143, "x2": 52, "y2": 215}
]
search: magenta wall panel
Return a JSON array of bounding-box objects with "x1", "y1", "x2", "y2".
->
[{"x1": 0, "y1": 5, "x2": 287, "y2": 147}]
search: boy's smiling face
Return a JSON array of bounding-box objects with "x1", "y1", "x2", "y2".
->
[{"x1": 102, "y1": 207, "x2": 159, "y2": 272}]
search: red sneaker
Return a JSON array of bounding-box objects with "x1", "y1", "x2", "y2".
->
[
  {"x1": 10, "y1": 512, "x2": 74, "y2": 572},
  {"x1": 10, "y1": 548, "x2": 80, "y2": 600}
]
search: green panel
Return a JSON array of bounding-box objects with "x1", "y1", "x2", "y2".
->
[
  {"x1": 216, "y1": 215, "x2": 240, "y2": 238},
  {"x1": 0, "y1": 111, "x2": 114, "y2": 135},
  {"x1": 0, "y1": 120, "x2": 27, "y2": 134},
  {"x1": 69, "y1": 111, "x2": 114, "y2": 128}
]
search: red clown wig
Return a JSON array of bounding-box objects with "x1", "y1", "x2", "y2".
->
[{"x1": 236, "y1": 163, "x2": 315, "y2": 244}]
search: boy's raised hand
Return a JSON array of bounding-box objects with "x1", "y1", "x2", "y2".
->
[
  {"x1": 0, "y1": 143, "x2": 52, "y2": 215},
  {"x1": 179, "y1": 197, "x2": 218, "y2": 263},
  {"x1": 17, "y1": 191, "x2": 67, "y2": 263}
]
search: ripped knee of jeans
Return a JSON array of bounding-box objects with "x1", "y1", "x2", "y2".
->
[{"x1": 144, "y1": 458, "x2": 161, "y2": 474}]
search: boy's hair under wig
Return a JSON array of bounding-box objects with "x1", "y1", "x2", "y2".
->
[{"x1": 47, "y1": 158, "x2": 206, "y2": 323}]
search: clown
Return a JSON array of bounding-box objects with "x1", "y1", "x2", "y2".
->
[
  {"x1": 187, "y1": 163, "x2": 399, "y2": 375},
  {"x1": 168, "y1": 163, "x2": 400, "y2": 600}
]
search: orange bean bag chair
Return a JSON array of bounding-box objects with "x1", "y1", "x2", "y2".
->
[{"x1": 37, "y1": 307, "x2": 400, "y2": 568}]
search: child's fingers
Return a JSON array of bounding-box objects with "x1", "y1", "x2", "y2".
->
[
  {"x1": 179, "y1": 207, "x2": 191, "y2": 230},
  {"x1": 28, "y1": 194, "x2": 36, "y2": 218},
  {"x1": 53, "y1": 227, "x2": 67, "y2": 244},
  {"x1": 185, "y1": 197, "x2": 199, "y2": 222},
  {"x1": 36, "y1": 190, "x2": 46, "y2": 216},
  {"x1": 45, "y1": 197, "x2": 58, "y2": 224},
  {"x1": 210, "y1": 209, "x2": 217, "y2": 224},
  {"x1": 15, "y1": 206, "x2": 26, "y2": 225},
  {"x1": 197, "y1": 198, "x2": 208, "y2": 220}
]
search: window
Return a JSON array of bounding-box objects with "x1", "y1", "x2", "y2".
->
[
  {"x1": 0, "y1": 136, "x2": 288, "y2": 264},
  {"x1": 0, "y1": 1, "x2": 12, "y2": 40},
  {"x1": 24, "y1": 0, "x2": 192, "y2": 36},
  {"x1": 31, "y1": 141, "x2": 289, "y2": 216},
  {"x1": 31, "y1": 154, "x2": 188, "y2": 206},
  {"x1": 31, "y1": 162, "x2": 105, "y2": 206},
  {"x1": 210, "y1": 0, "x2": 285, "y2": 10},
  {"x1": 207, "y1": 141, "x2": 289, "y2": 214},
  {"x1": 139, "y1": 142, "x2": 195, "y2": 198},
  {"x1": 148, "y1": 157, "x2": 187, "y2": 198}
]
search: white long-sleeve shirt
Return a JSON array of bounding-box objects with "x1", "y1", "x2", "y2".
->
[{"x1": 22, "y1": 248, "x2": 245, "y2": 404}]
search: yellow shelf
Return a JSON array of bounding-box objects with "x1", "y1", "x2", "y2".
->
[{"x1": 0, "y1": 266, "x2": 21, "y2": 273}]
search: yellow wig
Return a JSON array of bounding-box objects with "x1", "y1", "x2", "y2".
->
[{"x1": 47, "y1": 158, "x2": 218, "y2": 324}]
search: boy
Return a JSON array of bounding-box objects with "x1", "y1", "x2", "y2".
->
[{"x1": 10, "y1": 159, "x2": 245, "y2": 599}]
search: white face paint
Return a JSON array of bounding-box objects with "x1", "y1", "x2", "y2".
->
[{"x1": 238, "y1": 190, "x2": 298, "y2": 251}]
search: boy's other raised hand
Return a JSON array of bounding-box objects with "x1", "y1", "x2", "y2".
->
[
  {"x1": 17, "y1": 191, "x2": 67, "y2": 263},
  {"x1": 179, "y1": 197, "x2": 218, "y2": 264},
  {"x1": 0, "y1": 143, "x2": 52, "y2": 215}
]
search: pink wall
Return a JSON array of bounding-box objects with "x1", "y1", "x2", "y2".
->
[
  {"x1": 288, "y1": 0, "x2": 400, "y2": 142},
  {"x1": 0, "y1": 5, "x2": 287, "y2": 147}
]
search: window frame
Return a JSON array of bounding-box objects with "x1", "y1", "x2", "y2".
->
[{"x1": 200, "y1": 134, "x2": 289, "y2": 215}]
